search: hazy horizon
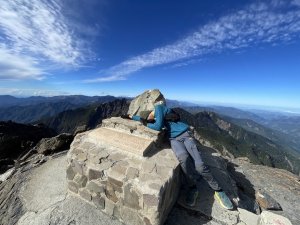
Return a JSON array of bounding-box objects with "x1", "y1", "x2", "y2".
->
[{"x1": 2, "y1": 93, "x2": 300, "y2": 115}]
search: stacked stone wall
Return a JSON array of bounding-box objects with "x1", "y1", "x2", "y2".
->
[{"x1": 66, "y1": 119, "x2": 180, "y2": 225}]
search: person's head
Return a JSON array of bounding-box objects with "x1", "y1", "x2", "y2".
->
[
  {"x1": 140, "y1": 110, "x2": 155, "y2": 120},
  {"x1": 148, "y1": 110, "x2": 155, "y2": 120}
]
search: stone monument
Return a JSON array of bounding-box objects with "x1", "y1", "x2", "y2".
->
[{"x1": 66, "y1": 90, "x2": 180, "y2": 225}]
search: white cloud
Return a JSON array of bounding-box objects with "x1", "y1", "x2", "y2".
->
[
  {"x1": 0, "y1": 87, "x2": 70, "y2": 97},
  {"x1": 84, "y1": 74, "x2": 126, "y2": 83},
  {"x1": 0, "y1": 0, "x2": 88, "y2": 80},
  {"x1": 292, "y1": 0, "x2": 300, "y2": 6},
  {"x1": 165, "y1": 58, "x2": 204, "y2": 69},
  {"x1": 89, "y1": 0, "x2": 300, "y2": 82},
  {"x1": 0, "y1": 46, "x2": 45, "y2": 80}
]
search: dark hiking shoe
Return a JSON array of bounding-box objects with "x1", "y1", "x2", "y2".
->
[
  {"x1": 185, "y1": 188, "x2": 198, "y2": 207},
  {"x1": 214, "y1": 191, "x2": 234, "y2": 210}
]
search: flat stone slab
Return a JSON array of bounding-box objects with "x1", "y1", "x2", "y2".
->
[
  {"x1": 88, "y1": 127, "x2": 155, "y2": 156},
  {"x1": 102, "y1": 117, "x2": 163, "y2": 142}
]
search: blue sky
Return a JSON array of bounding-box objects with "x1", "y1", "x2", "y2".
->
[{"x1": 0, "y1": 0, "x2": 300, "y2": 110}]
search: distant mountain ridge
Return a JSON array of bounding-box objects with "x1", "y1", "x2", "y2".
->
[
  {"x1": 0, "y1": 96, "x2": 198, "y2": 123},
  {"x1": 184, "y1": 105, "x2": 300, "y2": 153},
  {"x1": 0, "y1": 95, "x2": 119, "y2": 123},
  {"x1": 0, "y1": 95, "x2": 118, "y2": 108},
  {"x1": 39, "y1": 98, "x2": 129, "y2": 134},
  {"x1": 263, "y1": 116, "x2": 300, "y2": 145},
  {"x1": 223, "y1": 116, "x2": 300, "y2": 158},
  {"x1": 0, "y1": 101, "x2": 77, "y2": 123},
  {"x1": 166, "y1": 99, "x2": 199, "y2": 108},
  {"x1": 184, "y1": 105, "x2": 265, "y2": 123}
]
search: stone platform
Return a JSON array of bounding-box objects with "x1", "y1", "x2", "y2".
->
[{"x1": 66, "y1": 118, "x2": 180, "y2": 225}]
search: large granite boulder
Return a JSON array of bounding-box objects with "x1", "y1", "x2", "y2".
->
[
  {"x1": 35, "y1": 133, "x2": 74, "y2": 155},
  {"x1": 66, "y1": 117, "x2": 180, "y2": 225},
  {"x1": 127, "y1": 89, "x2": 166, "y2": 116}
]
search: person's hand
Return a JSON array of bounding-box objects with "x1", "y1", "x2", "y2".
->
[
  {"x1": 121, "y1": 114, "x2": 131, "y2": 119},
  {"x1": 140, "y1": 118, "x2": 148, "y2": 126}
]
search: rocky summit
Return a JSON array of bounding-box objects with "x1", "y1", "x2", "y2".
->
[
  {"x1": 1, "y1": 128, "x2": 298, "y2": 225},
  {"x1": 66, "y1": 117, "x2": 180, "y2": 225},
  {"x1": 0, "y1": 90, "x2": 299, "y2": 225}
]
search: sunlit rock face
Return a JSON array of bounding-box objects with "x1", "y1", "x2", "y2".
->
[{"x1": 127, "y1": 89, "x2": 166, "y2": 116}]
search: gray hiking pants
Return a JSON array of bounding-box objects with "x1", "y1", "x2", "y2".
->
[{"x1": 169, "y1": 130, "x2": 221, "y2": 191}]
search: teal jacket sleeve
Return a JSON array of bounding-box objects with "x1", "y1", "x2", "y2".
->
[
  {"x1": 147, "y1": 105, "x2": 164, "y2": 131},
  {"x1": 132, "y1": 115, "x2": 141, "y2": 121}
]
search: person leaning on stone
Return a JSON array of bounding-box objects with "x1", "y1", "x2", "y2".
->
[{"x1": 121, "y1": 102, "x2": 234, "y2": 209}]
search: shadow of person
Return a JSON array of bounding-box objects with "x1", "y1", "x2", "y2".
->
[
  {"x1": 164, "y1": 170, "x2": 213, "y2": 225},
  {"x1": 144, "y1": 131, "x2": 171, "y2": 158},
  {"x1": 227, "y1": 161, "x2": 259, "y2": 214},
  {"x1": 198, "y1": 142, "x2": 259, "y2": 214},
  {"x1": 166, "y1": 150, "x2": 215, "y2": 223}
]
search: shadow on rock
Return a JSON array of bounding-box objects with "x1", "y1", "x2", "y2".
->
[{"x1": 227, "y1": 161, "x2": 260, "y2": 214}]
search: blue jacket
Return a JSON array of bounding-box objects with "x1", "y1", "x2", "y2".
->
[{"x1": 132, "y1": 104, "x2": 189, "y2": 138}]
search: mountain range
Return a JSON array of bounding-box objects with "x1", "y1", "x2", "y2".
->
[
  {"x1": 173, "y1": 108, "x2": 300, "y2": 175},
  {"x1": 184, "y1": 105, "x2": 300, "y2": 153},
  {"x1": 1, "y1": 95, "x2": 300, "y2": 175},
  {"x1": 0, "y1": 95, "x2": 118, "y2": 108}
]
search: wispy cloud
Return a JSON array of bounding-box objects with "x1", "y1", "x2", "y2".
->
[
  {"x1": 293, "y1": 0, "x2": 300, "y2": 6},
  {"x1": 165, "y1": 58, "x2": 204, "y2": 69},
  {"x1": 0, "y1": 0, "x2": 88, "y2": 80},
  {"x1": 87, "y1": 0, "x2": 300, "y2": 83},
  {"x1": 0, "y1": 46, "x2": 46, "y2": 80},
  {"x1": 0, "y1": 87, "x2": 70, "y2": 97}
]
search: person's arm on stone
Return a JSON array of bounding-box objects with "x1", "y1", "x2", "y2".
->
[
  {"x1": 131, "y1": 115, "x2": 148, "y2": 126},
  {"x1": 131, "y1": 106, "x2": 164, "y2": 130},
  {"x1": 131, "y1": 115, "x2": 140, "y2": 121},
  {"x1": 147, "y1": 105, "x2": 164, "y2": 131}
]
